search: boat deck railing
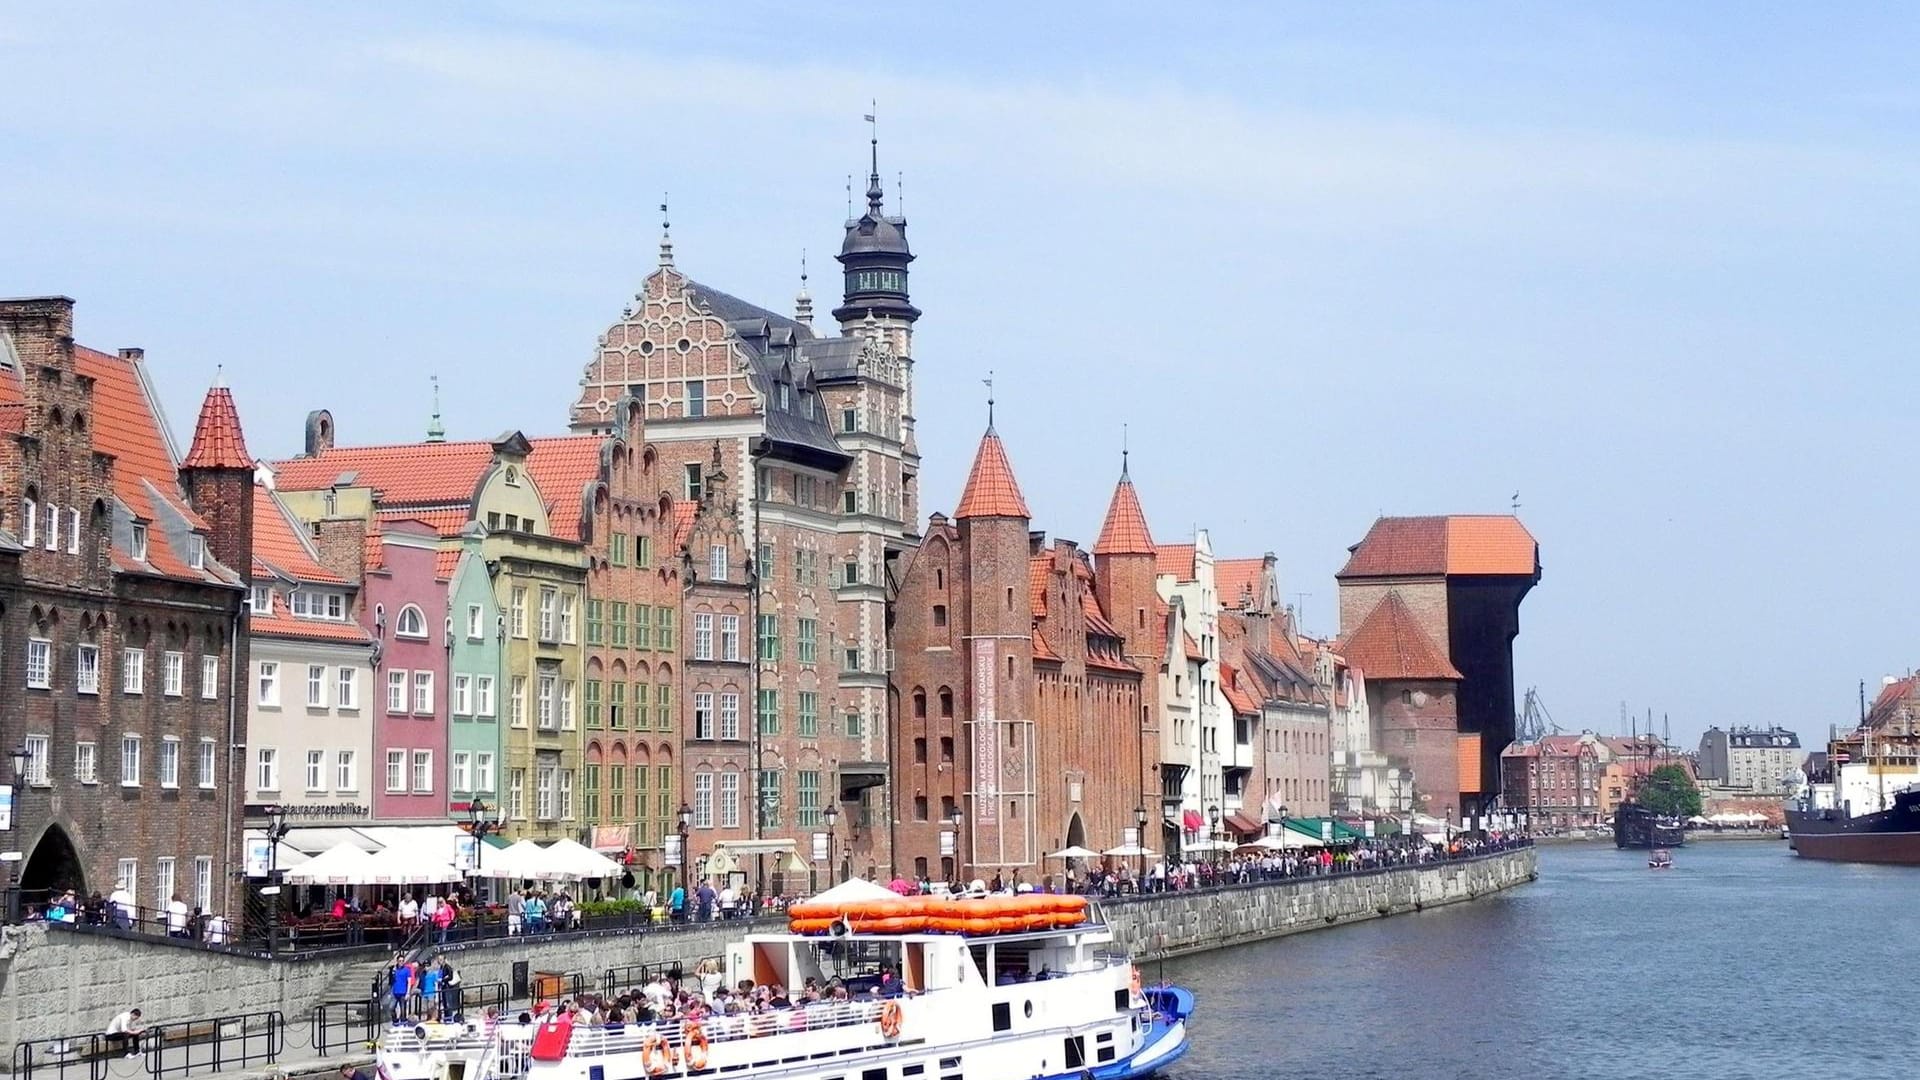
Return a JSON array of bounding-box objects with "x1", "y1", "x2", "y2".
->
[{"x1": 563, "y1": 998, "x2": 891, "y2": 1059}]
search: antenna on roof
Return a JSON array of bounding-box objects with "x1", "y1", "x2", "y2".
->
[
  {"x1": 1511, "y1": 490, "x2": 1521, "y2": 514},
  {"x1": 982, "y1": 370, "x2": 995, "y2": 432},
  {"x1": 846, "y1": 174, "x2": 853, "y2": 219},
  {"x1": 1120, "y1": 422, "x2": 1130, "y2": 479},
  {"x1": 898, "y1": 171, "x2": 905, "y2": 217}
]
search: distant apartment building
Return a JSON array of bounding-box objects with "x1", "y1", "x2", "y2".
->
[{"x1": 1698, "y1": 725, "x2": 1804, "y2": 795}]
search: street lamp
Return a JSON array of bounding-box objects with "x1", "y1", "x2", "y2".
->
[
  {"x1": 262, "y1": 804, "x2": 292, "y2": 953},
  {"x1": 946, "y1": 807, "x2": 963, "y2": 884},
  {"x1": 676, "y1": 802, "x2": 692, "y2": 903},
  {"x1": 1206, "y1": 803, "x2": 1221, "y2": 872},
  {"x1": 823, "y1": 804, "x2": 840, "y2": 884},
  {"x1": 1133, "y1": 804, "x2": 1148, "y2": 888},
  {"x1": 466, "y1": 798, "x2": 500, "y2": 877},
  {"x1": 6, "y1": 746, "x2": 27, "y2": 924}
]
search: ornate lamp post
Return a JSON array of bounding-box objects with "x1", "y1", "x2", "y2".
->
[
  {"x1": 945, "y1": 807, "x2": 963, "y2": 884},
  {"x1": 1206, "y1": 803, "x2": 1221, "y2": 872},
  {"x1": 676, "y1": 801, "x2": 692, "y2": 900},
  {"x1": 1133, "y1": 804, "x2": 1148, "y2": 888},
  {"x1": 262, "y1": 804, "x2": 292, "y2": 954},
  {"x1": 823, "y1": 803, "x2": 840, "y2": 884},
  {"x1": 6, "y1": 745, "x2": 28, "y2": 924},
  {"x1": 466, "y1": 797, "x2": 500, "y2": 877}
]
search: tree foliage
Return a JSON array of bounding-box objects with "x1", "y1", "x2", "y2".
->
[{"x1": 1636, "y1": 763, "x2": 1703, "y2": 818}]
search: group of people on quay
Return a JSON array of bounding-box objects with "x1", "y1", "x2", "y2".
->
[{"x1": 1068, "y1": 832, "x2": 1532, "y2": 897}]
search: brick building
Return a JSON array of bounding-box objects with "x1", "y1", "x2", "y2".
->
[
  {"x1": 1337, "y1": 515, "x2": 1539, "y2": 820},
  {"x1": 1500, "y1": 733, "x2": 1602, "y2": 826},
  {"x1": 890, "y1": 426, "x2": 1146, "y2": 885},
  {"x1": 567, "y1": 159, "x2": 921, "y2": 883},
  {"x1": 0, "y1": 297, "x2": 253, "y2": 917}
]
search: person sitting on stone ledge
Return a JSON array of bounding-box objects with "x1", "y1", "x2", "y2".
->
[{"x1": 103, "y1": 1008, "x2": 145, "y2": 1057}]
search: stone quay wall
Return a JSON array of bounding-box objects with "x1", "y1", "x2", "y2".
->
[
  {"x1": 0, "y1": 850, "x2": 1536, "y2": 1053},
  {"x1": 1103, "y1": 847, "x2": 1538, "y2": 961}
]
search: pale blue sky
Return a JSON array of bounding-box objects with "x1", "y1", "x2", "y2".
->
[{"x1": 6, "y1": 2, "x2": 1919, "y2": 745}]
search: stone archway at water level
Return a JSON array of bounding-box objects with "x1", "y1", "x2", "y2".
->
[{"x1": 22, "y1": 824, "x2": 86, "y2": 898}]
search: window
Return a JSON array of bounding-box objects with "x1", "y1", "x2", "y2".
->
[
  {"x1": 510, "y1": 676, "x2": 528, "y2": 727},
  {"x1": 453, "y1": 752, "x2": 471, "y2": 793},
  {"x1": 562, "y1": 595, "x2": 578, "y2": 648},
  {"x1": 610, "y1": 533, "x2": 627, "y2": 566},
  {"x1": 254, "y1": 746, "x2": 277, "y2": 791},
  {"x1": 43, "y1": 503, "x2": 57, "y2": 552},
  {"x1": 719, "y1": 772, "x2": 740, "y2": 829},
  {"x1": 657, "y1": 606, "x2": 674, "y2": 651},
  {"x1": 846, "y1": 710, "x2": 864, "y2": 738},
  {"x1": 396, "y1": 605, "x2": 427, "y2": 638},
  {"x1": 758, "y1": 771, "x2": 780, "y2": 830},
  {"x1": 163, "y1": 651, "x2": 183, "y2": 696},
  {"x1": 122, "y1": 648, "x2": 145, "y2": 695},
  {"x1": 453, "y1": 674, "x2": 472, "y2": 715},
  {"x1": 657, "y1": 682, "x2": 672, "y2": 731},
  {"x1": 632, "y1": 602, "x2": 649, "y2": 649},
  {"x1": 719, "y1": 692, "x2": 740, "y2": 740},
  {"x1": 251, "y1": 585, "x2": 272, "y2": 613},
  {"x1": 798, "y1": 770, "x2": 821, "y2": 827},
  {"x1": 130, "y1": 522, "x2": 148, "y2": 562},
  {"x1": 757, "y1": 688, "x2": 778, "y2": 736},
  {"x1": 154, "y1": 857, "x2": 174, "y2": 911},
  {"x1": 693, "y1": 613, "x2": 713, "y2": 660},
  {"x1": 475, "y1": 752, "x2": 494, "y2": 795},
  {"x1": 843, "y1": 489, "x2": 858, "y2": 514},
  {"x1": 155, "y1": 737, "x2": 178, "y2": 788},
  {"x1": 539, "y1": 587, "x2": 557, "y2": 641},
  {"x1": 756, "y1": 542, "x2": 774, "y2": 579},
  {"x1": 709, "y1": 545, "x2": 729, "y2": 583},
  {"x1": 510, "y1": 588, "x2": 528, "y2": 638},
  {"x1": 20, "y1": 500, "x2": 34, "y2": 547},
  {"x1": 843, "y1": 647, "x2": 862, "y2": 673},
  {"x1": 933, "y1": 604, "x2": 947, "y2": 628},
  {"x1": 76, "y1": 643, "x2": 100, "y2": 695},
  {"x1": 387, "y1": 670, "x2": 408, "y2": 712},
  {"x1": 537, "y1": 761, "x2": 557, "y2": 819},
  {"x1": 508, "y1": 767, "x2": 526, "y2": 819},
  {"x1": 306, "y1": 664, "x2": 326, "y2": 707},
  {"x1": 797, "y1": 619, "x2": 818, "y2": 664},
  {"x1": 413, "y1": 671, "x2": 434, "y2": 714},
  {"x1": 198, "y1": 739, "x2": 216, "y2": 788},
  {"x1": 74, "y1": 740, "x2": 97, "y2": 784},
  {"x1": 187, "y1": 535, "x2": 205, "y2": 570},
  {"x1": 336, "y1": 750, "x2": 356, "y2": 791},
  {"x1": 18, "y1": 734, "x2": 48, "y2": 786},
  {"x1": 610, "y1": 601, "x2": 629, "y2": 647},
  {"x1": 475, "y1": 676, "x2": 496, "y2": 717},
  {"x1": 337, "y1": 667, "x2": 358, "y2": 709},
  {"x1": 560, "y1": 680, "x2": 576, "y2": 730},
  {"x1": 842, "y1": 407, "x2": 858, "y2": 433},
  {"x1": 63, "y1": 507, "x2": 79, "y2": 553},
  {"x1": 412, "y1": 750, "x2": 433, "y2": 793},
  {"x1": 559, "y1": 769, "x2": 574, "y2": 819},
  {"x1": 798, "y1": 691, "x2": 819, "y2": 737},
  {"x1": 685, "y1": 379, "x2": 705, "y2": 418},
  {"x1": 202, "y1": 656, "x2": 219, "y2": 700},
  {"x1": 115, "y1": 859, "x2": 136, "y2": 902},
  {"x1": 684, "y1": 463, "x2": 703, "y2": 501},
  {"x1": 385, "y1": 750, "x2": 405, "y2": 793},
  {"x1": 193, "y1": 857, "x2": 213, "y2": 913},
  {"x1": 843, "y1": 559, "x2": 859, "y2": 586},
  {"x1": 720, "y1": 615, "x2": 740, "y2": 661},
  {"x1": 257, "y1": 660, "x2": 279, "y2": 706},
  {"x1": 304, "y1": 749, "x2": 323, "y2": 792},
  {"x1": 467, "y1": 604, "x2": 485, "y2": 640},
  {"x1": 587, "y1": 600, "x2": 604, "y2": 645},
  {"x1": 608, "y1": 680, "x2": 625, "y2": 728},
  {"x1": 537, "y1": 672, "x2": 557, "y2": 729},
  {"x1": 940, "y1": 737, "x2": 954, "y2": 763},
  {"x1": 757, "y1": 614, "x2": 779, "y2": 661},
  {"x1": 25, "y1": 638, "x2": 50, "y2": 690},
  {"x1": 914, "y1": 738, "x2": 927, "y2": 764},
  {"x1": 694, "y1": 692, "x2": 714, "y2": 740},
  {"x1": 585, "y1": 763, "x2": 601, "y2": 821},
  {"x1": 636, "y1": 535, "x2": 653, "y2": 568},
  {"x1": 693, "y1": 771, "x2": 714, "y2": 828}
]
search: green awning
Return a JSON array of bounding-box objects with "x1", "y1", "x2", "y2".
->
[{"x1": 1282, "y1": 817, "x2": 1363, "y2": 842}]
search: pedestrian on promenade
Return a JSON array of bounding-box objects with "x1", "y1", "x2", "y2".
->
[
  {"x1": 103, "y1": 1009, "x2": 145, "y2": 1057},
  {"x1": 390, "y1": 955, "x2": 415, "y2": 1024},
  {"x1": 669, "y1": 883, "x2": 686, "y2": 923},
  {"x1": 166, "y1": 894, "x2": 189, "y2": 938},
  {"x1": 507, "y1": 889, "x2": 525, "y2": 936},
  {"x1": 108, "y1": 883, "x2": 134, "y2": 930}
]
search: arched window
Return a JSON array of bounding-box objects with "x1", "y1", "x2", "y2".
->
[
  {"x1": 938, "y1": 687, "x2": 954, "y2": 718},
  {"x1": 395, "y1": 604, "x2": 427, "y2": 638},
  {"x1": 912, "y1": 689, "x2": 927, "y2": 719}
]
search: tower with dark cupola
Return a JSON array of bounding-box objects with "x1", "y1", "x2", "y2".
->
[{"x1": 834, "y1": 132, "x2": 920, "y2": 353}]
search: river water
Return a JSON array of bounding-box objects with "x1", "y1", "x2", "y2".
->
[{"x1": 1160, "y1": 840, "x2": 1920, "y2": 1079}]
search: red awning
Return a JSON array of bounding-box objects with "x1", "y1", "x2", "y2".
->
[
  {"x1": 1182, "y1": 809, "x2": 1203, "y2": 833},
  {"x1": 1225, "y1": 810, "x2": 1263, "y2": 836}
]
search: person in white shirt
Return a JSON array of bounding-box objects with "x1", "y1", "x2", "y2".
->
[
  {"x1": 166, "y1": 895, "x2": 189, "y2": 938},
  {"x1": 204, "y1": 913, "x2": 229, "y2": 945},
  {"x1": 398, "y1": 895, "x2": 420, "y2": 928},
  {"x1": 107, "y1": 886, "x2": 135, "y2": 930},
  {"x1": 104, "y1": 1009, "x2": 144, "y2": 1056}
]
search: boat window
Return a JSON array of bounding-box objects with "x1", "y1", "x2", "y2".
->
[
  {"x1": 903, "y1": 1066, "x2": 926, "y2": 1077},
  {"x1": 1065, "y1": 1036, "x2": 1086, "y2": 1069},
  {"x1": 938, "y1": 1058, "x2": 960, "y2": 1070},
  {"x1": 1113, "y1": 989, "x2": 1129, "y2": 1012},
  {"x1": 991, "y1": 1002, "x2": 1011, "y2": 1032},
  {"x1": 1097, "y1": 1046, "x2": 1117, "y2": 1064},
  {"x1": 1096, "y1": 1032, "x2": 1114, "y2": 1044},
  {"x1": 862, "y1": 1070, "x2": 886, "y2": 1080}
]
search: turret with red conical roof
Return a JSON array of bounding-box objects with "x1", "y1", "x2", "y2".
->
[{"x1": 179, "y1": 374, "x2": 257, "y2": 581}]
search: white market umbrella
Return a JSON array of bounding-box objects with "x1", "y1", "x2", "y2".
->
[
  {"x1": 1046, "y1": 845, "x2": 1102, "y2": 860},
  {"x1": 362, "y1": 845, "x2": 461, "y2": 885},
  {"x1": 1182, "y1": 838, "x2": 1236, "y2": 853},
  {"x1": 1241, "y1": 832, "x2": 1312, "y2": 852},
  {"x1": 283, "y1": 842, "x2": 377, "y2": 886},
  {"x1": 532, "y1": 838, "x2": 623, "y2": 880},
  {"x1": 1102, "y1": 843, "x2": 1156, "y2": 858},
  {"x1": 476, "y1": 839, "x2": 548, "y2": 879}
]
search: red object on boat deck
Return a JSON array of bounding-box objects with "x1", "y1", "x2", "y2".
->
[{"x1": 530, "y1": 1013, "x2": 574, "y2": 1061}]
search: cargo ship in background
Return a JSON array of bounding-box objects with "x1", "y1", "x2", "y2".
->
[{"x1": 1786, "y1": 687, "x2": 1920, "y2": 865}]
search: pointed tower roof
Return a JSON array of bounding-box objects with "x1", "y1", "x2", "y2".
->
[
  {"x1": 954, "y1": 429, "x2": 1030, "y2": 520},
  {"x1": 181, "y1": 382, "x2": 252, "y2": 469},
  {"x1": 1339, "y1": 590, "x2": 1462, "y2": 681},
  {"x1": 1093, "y1": 464, "x2": 1155, "y2": 556}
]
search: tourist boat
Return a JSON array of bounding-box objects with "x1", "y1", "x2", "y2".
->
[
  {"x1": 374, "y1": 880, "x2": 1196, "y2": 1080},
  {"x1": 1647, "y1": 849, "x2": 1673, "y2": 870}
]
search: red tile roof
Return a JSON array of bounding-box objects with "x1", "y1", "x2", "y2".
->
[
  {"x1": 1214, "y1": 558, "x2": 1264, "y2": 609},
  {"x1": 1093, "y1": 475, "x2": 1154, "y2": 556},
  {"x1": 363, "y1": 532, "x2": 385, "y2": 572},
  {"x1": 252, "y1": 483, "x2": 345, "y2": 584},
  {"x1": 527, "y1": 436, "x2": 604, "y2": 542},
  {"x1": 273, "y1": 439, "x2": 496, "y2": 504},
  {"x1": 73, "y1": 347, "x2": 229, "y2": 585},
  {"x1": 1028, "y1": 554, "x2": 1051, "y2": 616},
  {"x1": 954, "y1": 430, "x2": 1030, "y2": 519},
  {"x1": 1183, "y1": 631, "x2": 1204, "y2": 662},
  {"x1": 1339, "y1": 591, "x2": 1461, "y2": 681},
  {"x1": 375, "y1": 507, "x2": 471, "y2": 537},
  {"x1": 181, "y1": 386, "x2": 252, "y2": 469},
  {"x1": 434, "y1": 548, "x2": 462, "y2": 581},
  {"x1": 1220, "y1": 663, "x2": 1260, "y2": 716},
  {"x1": 670, "y1": 500, "x2": 697, "y2": 548},
  {"x1": 250, "y1": 590, "x2": 374, "y2": 645},
  {"x1": 1337, "y1": 515, "x2": 1538, "y2": 579},
  {"x1": 1155, "y1": 544, "x2": 1195, "y2": 580}
]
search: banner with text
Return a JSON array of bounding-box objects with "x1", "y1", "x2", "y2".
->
[{"x1": 973, "y1": 639, "x2": 998, "y2": 824}]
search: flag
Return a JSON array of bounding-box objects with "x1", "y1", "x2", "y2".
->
[{"x1": 863, "y1": 114, "x2": 875, "y2": 122}]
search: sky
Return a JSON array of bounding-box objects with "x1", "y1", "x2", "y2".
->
[{"x1": 6, "y1": 2, "x2": 1920, "y2": 746}]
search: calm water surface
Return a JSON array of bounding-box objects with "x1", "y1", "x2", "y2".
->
[{"x1": 1160, "y1": 841, "x2": 1920, "y2": 1080}]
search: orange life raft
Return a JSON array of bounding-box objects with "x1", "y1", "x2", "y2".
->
[{"x1": 786, "y1": 892, "x2": 1089, "y2": 936}]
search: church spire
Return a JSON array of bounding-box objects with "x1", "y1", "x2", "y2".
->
[
  {"x1": 865, "y1": 102, "x2": 884, "y2": 212},
  {"x1": 955, "y1": 423, "x2": 1030, "y2": 520},
  {"x1": 1094, "y1": 445, "x2": 1155, "y2": 556},
  {"x1": 795, "y1": 249, "x2": 813, "y2": 328}
]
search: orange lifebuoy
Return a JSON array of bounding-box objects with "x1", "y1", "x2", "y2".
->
[
  {"x1": 641, "y1": 1033, "x2": 673, "y2": 1076},
  {"x1": 682, "y1": 1021, "x2": 710, "y2": 1071},
  {"x1": 878, "y1": 1000, "x2": 903, "y2": 1039}
]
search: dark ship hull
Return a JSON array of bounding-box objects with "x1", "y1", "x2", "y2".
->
[
  {"x1": 1613, "y1": 804, "x2": 1686, "y2": 849},
  {"x1": 1785, "y1": 788, "x2": 1920, "y2": 865}
]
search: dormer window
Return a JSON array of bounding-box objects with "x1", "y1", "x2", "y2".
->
[
  {"x1": 290, "y1": 589, "x2": 349, "y2": 621},
  {"x1": 130, "y1": 523, "x2": 149, "y2": 562},
  {"x1": 250, "y1": 584, "x2": 272, "y2": 613},
  {"x1": 187, "y1": 534, "x2": 206, "y2": 570},
  {"x1": 777, "y1": 384, "x2": 790, "y2": 411},
  {"x1": 504, "y1": 466, "x2": 520, "y2": 487}
]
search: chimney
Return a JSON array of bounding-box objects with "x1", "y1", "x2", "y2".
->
[{"x1": 117, "y1": 347, "x2": 143, "y2": 363}]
